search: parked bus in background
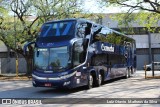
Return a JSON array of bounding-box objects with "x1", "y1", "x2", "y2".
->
[{"x1": 24, "y1": 18, "x2": 136, "y2": 89}]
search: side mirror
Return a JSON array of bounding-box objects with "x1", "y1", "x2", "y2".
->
[
  {"x1": 36, "y1": 50, "x2": 39, "y2": 57},
  {"x1": 23, "y1": 41, "x2": 35, "y2": 55}
]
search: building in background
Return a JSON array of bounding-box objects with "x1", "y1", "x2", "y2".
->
[{"x1": 0, "y1": 41, "x2": 27, "y2": 74}]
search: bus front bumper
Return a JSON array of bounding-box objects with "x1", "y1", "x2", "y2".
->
[{"x1": 32, "y1": 72, "x2": 76, "y2": 89}]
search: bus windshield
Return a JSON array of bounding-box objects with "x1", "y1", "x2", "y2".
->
[
  {"x1": 39, "y1": 21, "x2": 75, "y2": 37},
  {"x1": 34, "y1": 46, "x2": 70, "y2": 71}
]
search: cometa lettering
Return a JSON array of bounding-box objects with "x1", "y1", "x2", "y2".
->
[{"x1": 101, "y1": 44, "x2": 114, "y2": 52}]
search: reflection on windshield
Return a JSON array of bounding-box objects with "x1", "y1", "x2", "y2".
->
[
  {"x1": 34, "y1": 46, "x2": 70, "y2": 71},
  {"x1": 49, "y1": 47, "x2": 69, "y2": 70}
]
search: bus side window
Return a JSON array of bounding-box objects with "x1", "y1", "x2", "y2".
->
[
  {"x1": 77, "y1": 22, "x2": 92, "y2": 38},
  {"x1": 77, "y1": 23, "x2": 86, "y2": 38},
  {"x1": 91, "y1": 54, "x2": 108, "y2": 66},
  {"x1": 73, "y1": 40, "x2": 87, "y2": 67},
  {"x1": 85, "y1": 23, "x2": 92, "y2": 35}
]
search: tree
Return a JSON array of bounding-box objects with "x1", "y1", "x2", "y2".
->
[
  {"x1": 0, "y1": 0, "x2": 85, "y2": 75},
  {"x1": 0, "y1": 0, "x2": 8, "y2": 25},
  {"x1": 110, "y1": 12, "x2": 160, "y2": 33},
  {"x1": 100, "y1": 0, "x2": 160, "y2": 33},
  {"x1": 103, "y1": 0, "x2": 160, "y2": 14},
  {"x1": 32, "y1": 0, "x2": 84, "y2": 21}
]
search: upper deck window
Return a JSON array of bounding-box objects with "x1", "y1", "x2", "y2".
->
[{"x1": 39, "y1": 21, "x2": 75, "y2": 37}]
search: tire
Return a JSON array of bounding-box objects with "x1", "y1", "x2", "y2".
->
[
  {"x1": 125, "y1": 68, "x2": 130, "y2": 79},
  {"x1": 86, "y1": 74, "x2": 93, "y2": 89},
  {"x1": 131, "y1": 67, "x2": 133, "y2": 74},
  {"x1": 146, "y1": 68, "x2": 151, "y2": 71},
  {"x1": 96, "y1": 74, "x2": 102, "y2": 87}
]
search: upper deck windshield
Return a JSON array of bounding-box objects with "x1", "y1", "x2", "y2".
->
[
  {"x1": 39, "y1": 20, "x2": 76, "y2": 37},
  {"x1": 34, "y1": 46, "x2": 71, "y2": 72}
]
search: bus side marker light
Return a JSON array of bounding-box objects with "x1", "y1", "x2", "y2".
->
[{"x1": 77, "y1": 79, "x2": 80, "y2": 84}]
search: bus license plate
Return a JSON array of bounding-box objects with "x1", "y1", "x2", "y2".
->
[{"x1": 45, "y1": 83, "x2": 52, "y2": 87}]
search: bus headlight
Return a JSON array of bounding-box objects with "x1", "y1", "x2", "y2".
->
[{"x1": 60, "y1": 71, "x2": 77, "y2": 80}]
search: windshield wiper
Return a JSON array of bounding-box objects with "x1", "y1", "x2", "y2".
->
[{"x1": 52, "y1": 66, "x2": 65, "y2": 70}]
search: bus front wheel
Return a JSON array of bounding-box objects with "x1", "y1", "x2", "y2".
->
[{"x1": 87, "y1": 74, "x2": 93, "y2": 89}]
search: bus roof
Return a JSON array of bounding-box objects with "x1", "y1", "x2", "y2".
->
[
  {"x1": 45, "y1": 18, "x2": 135, "y2": 41},
  {"x1": 45, "y1": 18, "x2": 95, "y2": 24}
]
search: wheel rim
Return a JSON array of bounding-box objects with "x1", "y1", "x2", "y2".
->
[
  {"x1": 89, "y1": 75, "x2": 93, "y2": 88},
  {"x1": 126, "y1": 69, "x2": 129, "y2": 78},
  {"x1": 98, "y1": 74, "x2": 102, "y2": 85},
  {"x1": 127, "y1": 70, "x2": 129, "y2": 77},
  {"x1": 128, "y1": 69, "x2": 130, "y2": 77}
]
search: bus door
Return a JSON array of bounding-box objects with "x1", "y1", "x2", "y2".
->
[
  {"x1": 108, "y1": 55, "x2": 117, "y2": 78},
  {"x1": 124, "y1": 42, "x2": 131, "y2": 67},
  {"x1": 108, "y1": 54, "x2": 125, "y2": 78},
  {"x1": 72, "y1": 39, "x2": 89, "y2": 86}
]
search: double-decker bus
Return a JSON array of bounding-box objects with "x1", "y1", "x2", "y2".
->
[{"x1": 24, "y1": 18, "x2": 136, "y2": 89}]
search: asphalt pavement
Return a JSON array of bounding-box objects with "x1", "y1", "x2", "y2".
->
[{"x1": 0, "y1": 70, "x2": 159, "y2": 107}]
